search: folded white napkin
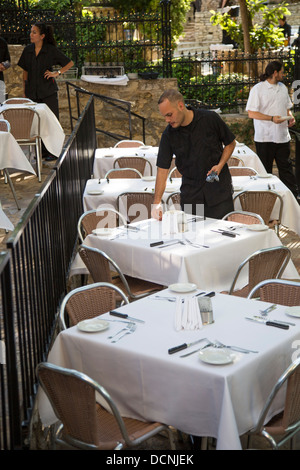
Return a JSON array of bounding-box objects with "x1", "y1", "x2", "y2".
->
[{"x1": 175, "y1": 297, "x2": 203, "y2": 331}]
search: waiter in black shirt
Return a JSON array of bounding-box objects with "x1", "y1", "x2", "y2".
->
[
  {"x1": 18, "y1": 22, "x2": 73, "y2": 160},
  {"x1": 152, "y1": 89, "x2": 236, "y2": 220},
  {"x1": 18, "y1": 23, "x2": 73, "y2": 119}
]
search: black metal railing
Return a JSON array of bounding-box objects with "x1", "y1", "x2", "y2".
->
[
  {"x1": 66, "y1": 81, "x2": 146, "y2": 144},
  {"x1": 173, "y1": 48, "x2": 300, "y2": 112},
  {"x1": 0, "y1": 96, "x2": 96, "y2": 449},
  {"x1": 0, "y1": 3, "x2": 172, "y2": 76},
  {"x1": 2, "y1": 2, "x2": 300, "y2": 112}
]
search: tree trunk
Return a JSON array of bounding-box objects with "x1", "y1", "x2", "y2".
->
[{"x1": 238, "y1": 0, "x2": 251, "y2": 54}]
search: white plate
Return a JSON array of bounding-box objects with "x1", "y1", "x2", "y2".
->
[
  {"x1": 199, "y1": 347, "x2": 234, "y2": 365},
  {"x1": 165, "y1": 186, "x2": 179, "y2": 193},
  {"x1": 168, "y1": 283, "x2": 197, "y2": 293},
  {"x1": 257, "y1": 174, "x2": 273, "y2": 178},
  {"x1": 77, "y1": 319, "x2": 109, "y2": 332},
  {"x1": 279, "y1": 116, "x2": 293, "y2": 121},
  {"x1": 233, "y1": 186, "x2": 243, "y2": 192},
  {"x1": 142, "y1": 176, "x2": 156, "y2": 182},
  {"x1": 246, "y1": 224, "x2": 269, "y2": 231},
  {"x1": 87, "y1": 189, "x2": 104, "y2": 195},
  {"x1": 285, "y1": 306, "x2": 300, "y2": 318},
  {"x1": 92, "y1": 228, "x2": 115, "y2": 236}
]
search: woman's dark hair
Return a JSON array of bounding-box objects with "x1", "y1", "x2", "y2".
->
[
  {"x1": 33, "y1": 23, "x2": 56, "y2": 46},
  {"x1": 260, "y1": 61, "x2": 283, "y2": 81}
]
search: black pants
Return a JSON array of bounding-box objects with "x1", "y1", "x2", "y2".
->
[
  {"x1": 181, "y1": 195, "x2": 234, "y2": 219},
  {"x1": 255, "y1": 141, "x2": 298, "y2": 197},
  {"x1": 36, "y1": 93, "x2": 59, "y2": 119}
]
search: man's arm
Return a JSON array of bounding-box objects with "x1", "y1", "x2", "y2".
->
[
  {"x1": 248, "y1": 110, "x2": 282, "y2": 124},
  {"x1": 207, "y1": 139, "x2": 236, "y2": 176},
  {"x1": 151, "y1": 167, "x2": 169, "y2": 220}
]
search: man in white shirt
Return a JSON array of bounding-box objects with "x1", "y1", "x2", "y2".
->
[{"x1": 246, "y1": 60, "x2": 298, "y2": 198}]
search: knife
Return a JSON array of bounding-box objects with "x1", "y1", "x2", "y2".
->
[
  {"x1": 109, "y1": 311, "x2": 145, "y2": 324},
  {"x1": 168, "y1": 338, "x2": 207, "y2": 354},
  {"x1": 210, "y1": 230, "x2": 236, "y2": 238},
  {"x1": 245, "y1": 317, "x2": 289, "y2": 329},
  {"x1": 150, "y1": 240, "x2": 182, "y2": 248}
]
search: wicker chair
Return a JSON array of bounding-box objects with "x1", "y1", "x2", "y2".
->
[
  {"x1": 221, "y1": 246, "x2": 291, "y2": 297},
  {"x1": 247, "y1": 279, "x2": 300, "y2": 306},
  {"x1": 105, "y1": 168, "x2": 142, "y2": 181},
  {"x1": 0, "y1": 119, "x2": 21, "y2": 209},
  {"x1": 117, "y1": 191, "x2": 154, "y2": 223},
  {"x1": 3, "y1": 98, "x2": 34, "y2": 104},
  {"x1": 227, "y1": 156, "x2": 245, "y2": 167},
  {"x1": 222, "y1": 210, "x2": 264, "y2": 225},
  {"x1": 166, "y1": 192, "x2": 181, "y2": 210},
  {"x1": 1, "y1": 107, "x2": 42, "y2": 181},
  {"x1": 77, "y1": 208, "x2": 127, "y2": 243},
  {"x1": 59, "y1": 282, "x2": 129, "y2": 330},
  {"x1": 79, "y1": 245, "x2": 163, "y2": 301},
  {"x1": 114, "y1": 156, "x2": 153, "y2": 176},
  {"x1": 229, "y1": 167, "x2": 258, "y2": 176},
  {"x1": 114, "y1": 140, "x2": 144, "y2": 148},
  {"x1": 246, "y1": 357, "x2": 300, "y2": 450},
  {"x1": 168, "y1": 166, "x2": 182, "y2": 182},
  {"x1": 36, "y1": 362, "x2": 176, "y2": 450},
  {"x1": 233, "y1": 190, "x2": 283, "y2": 234}
]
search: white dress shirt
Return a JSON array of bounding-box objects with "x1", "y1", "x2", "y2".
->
[{"x1": 246, "y1": 80, "x2": 292, "y2": 143}]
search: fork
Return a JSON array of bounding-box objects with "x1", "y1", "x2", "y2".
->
[
  {"x1": 259, "y1": 304, "x2": 277, "y2": 317},
  {"x1": 108, "y1": 322, "x2": 135, "y2": 339},
  {"x1": 111, "y1": 324, "x2": 137, "y2": 343},
  {"x1": 213, "y1": 340, "x2": 258, "y2": 354},
  {"x1": 184, "y1": 238, "x2": 209, "y2": 249}
]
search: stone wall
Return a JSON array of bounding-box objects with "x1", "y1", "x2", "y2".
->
[
  {"x1": 193, "y1": 2, "x2": 300, "y2": 49},
  {"x1": 4, "y1": 45, "x2": 177, "y2": 147}
]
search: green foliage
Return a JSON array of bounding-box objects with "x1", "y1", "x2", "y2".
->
[
  {"x1": 111, "y1": 0, "x2": 191, "y2": 43},
  {"x1": 173, "y1": 58, "x2": 250, "y2": 109},
  {"x1": 210, "y1": 0, "x2": 291, "y2": 52},
  {"x1": 29, "y1": 0, "x2": 73, "y2": 12}
]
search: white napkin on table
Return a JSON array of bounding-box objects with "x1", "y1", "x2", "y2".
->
[{"x1": 175, "y1": 297, "x2": 203, "y2": 331}]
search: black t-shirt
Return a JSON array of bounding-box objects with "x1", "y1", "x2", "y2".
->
[
  {"x1": 18, "y1": 43, "x2": 71, "y2": 100},
  {"x1": 157, "y1": 108, "x2": 235, "y2": 206},
  {"x1": 0, "y1": 37, "x2": 10, "y2": 82}
]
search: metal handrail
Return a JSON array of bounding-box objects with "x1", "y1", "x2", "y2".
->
[{"x1": 65, "y1": 81, "x2": 146, "y2": 144}]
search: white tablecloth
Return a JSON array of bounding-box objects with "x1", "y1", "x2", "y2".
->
[
  {"x1": 233, "y1": 174, "x2": 300, "y2": 235},
  {"x1": 232, "y1": 143, "x2": 267, "y2": 174},
  {"x1": 81, "y1": 75, "x2": 129, "y2": 86},
  {"x1": 83, "y1": 177, "x2": 181, "y2": 212},
  {"x1": 38, "y1": 291, "x2": 300, "y2": 450},
  {"x1": 70, "y1": 217, "x2": 299, "y2": 291},
  {"x1": 83, "y1": 174, "x2": 300, "y2": 235},
  {"x1": 0, "y1": 131, "x2": 35, "y2": 174},
  {"x1": 0, "y1": 103, "x2": 65, "y2": 157},
  {"x1": 92, "y1": 143, "x2": 266, "y2": 179},
  {"x1": 0, "y1": 204, "x2": 14, "y2": 230},
  {"x1": 93, "y1": 146, "x2": 160, "y2": 178}
]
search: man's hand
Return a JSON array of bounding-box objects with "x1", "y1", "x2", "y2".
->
[{"x1": 151, "y1": 203, "x2": 163, "y2": 221}]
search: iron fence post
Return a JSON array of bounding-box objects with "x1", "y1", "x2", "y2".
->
[{"x1": 160, "y1": 0, "x2": 172, "y2": 78}]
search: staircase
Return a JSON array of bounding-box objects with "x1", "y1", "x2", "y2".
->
[{"x1": 173, "y1": 13, "x2": 208, "y2": 58}]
